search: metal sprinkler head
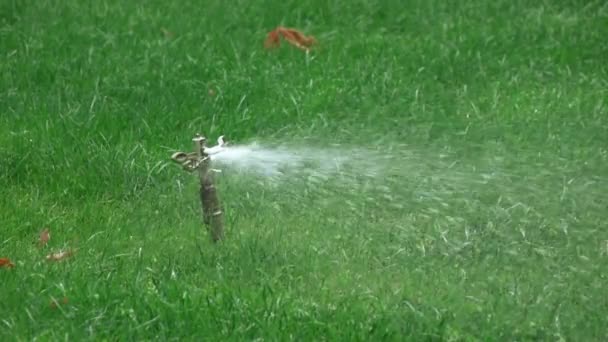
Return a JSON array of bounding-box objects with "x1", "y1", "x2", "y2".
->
[
  {"x1": 191, "y1": 133, "x2": 207, "y2": 160},
  {"x1": 170, "y1": 133, "x2": 226, "y2": 242},
  {"x1": 171, "y1": 134, "x2": 227, "y2": 172}
]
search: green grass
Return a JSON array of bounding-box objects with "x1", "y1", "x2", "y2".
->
[{"x1": 1, "y1": 0, "x2": 608, "y2": 340}]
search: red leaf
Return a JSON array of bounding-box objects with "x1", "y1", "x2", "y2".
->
[
  {"x1": 265, "y1": 26, "x2": 316, "y2": 51},
  {"x1": 264, "y1": 29, "x2": 281, "y2": 49},
  {"x1": 0, "y1": 257, "x2": 15, "y2": 268}
]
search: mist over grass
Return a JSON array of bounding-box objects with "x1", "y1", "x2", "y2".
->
[{"x1": 1, "y1": 0, "x2": 607, "y2": 340}]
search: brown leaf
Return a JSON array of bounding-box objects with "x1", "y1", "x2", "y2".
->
[
  {"x1": 38, "y1": 228, "x2": 50, "y2": 248},
  {"x1": 279, "y1": 27, "x2": 316, "y2": 50},
  {"x1": 264, "y1": 28, "x2": 281, "y2": 49},
  {"x1": 265, "y1": 26, "x2": 316, "y2": 51},
  {"x1": 160, "y1": 27, "x2": 174, "y2": 39},
  {"x1": 50, "y1": 296, "x2": 69, "y2": 309},
  {"x1": 46, "y1": 249, "x2": 75, "y2": 262},
  {"x1": 0, "y1": 257, "x2": 15, "y2": 268}
]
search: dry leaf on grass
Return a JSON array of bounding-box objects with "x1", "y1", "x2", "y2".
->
[
  {"x1": 50, "y1": 296, "x2": 69, "y2": 309},
  {"x1": 46, "y1": 249, "x2": 75, "y2": 262},
  {"x1": 265, "y1": 26, "x2": 316, "y2": 51},
  {"x1": 38, "y1": 228, "x2": 50, "y2": 248},
  {"x1": 160, "y1": 27, "x2": 174, "y2": 39},
  {"x1": 0, "y1": 257, "x2": 15, "y2": 268}
]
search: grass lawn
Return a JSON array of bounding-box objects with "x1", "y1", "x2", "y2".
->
[{"x1": 1, "y1": 0, "x2": 607, "y2": 340}]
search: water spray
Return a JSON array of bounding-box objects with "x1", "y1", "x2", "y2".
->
[{"x1": 171, "y1": 134, "x2": 226, "y2": 242}]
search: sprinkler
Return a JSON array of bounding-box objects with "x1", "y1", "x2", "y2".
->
[{"x1": 171, "y1": 134, "x2": 226, "y2": 242}]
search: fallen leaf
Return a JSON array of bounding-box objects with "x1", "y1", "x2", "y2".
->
[
  {"x1": 279, "y1": 27, "x2": 316, "y2": 50},
  {"x1": 160, "y1": 27, "x2": 174, "y2": 39},
  {"x1": 50, "y1": 296, "x2": 69, "y2": 309},
  {"x1": 46, "y1": 249, "x2": 75, "y2": 262},
  {"x1": 0, "y1": 257, "x2": 15, "y2": 268},
  {"x1": 265, "y1": 26, "x2": 316, "y2": 51},
  {"x1": 38, "y1": 228, "x2": 50, "y2": 248},
  {"x1": 264, "y1": 28, "x2": 281, "y2": 49}
]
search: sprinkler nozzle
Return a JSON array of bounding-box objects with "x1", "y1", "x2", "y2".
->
[{"x1": 204, "y1": 135, "x2": 227, "y2": 156}]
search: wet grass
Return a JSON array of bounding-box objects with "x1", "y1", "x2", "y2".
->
[{"x1": 1, "y1": 0, "x2": 607, "y2": 340}]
